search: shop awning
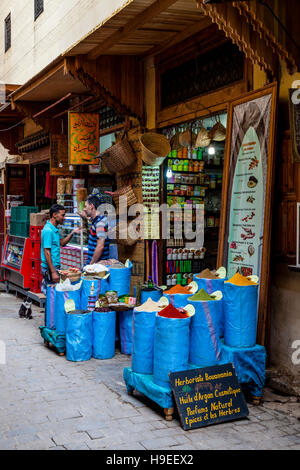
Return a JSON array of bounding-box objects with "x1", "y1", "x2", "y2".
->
[
  {"x1": 0, "y1": 85, "x2": 24, "y2": 156},
  {"x1": 63, "y1": 0, "x2": 211, "y2": 59},
  {"x1": 195, "y1": 0, "x2": 300, "y2": 75},
  {"x1": 10, "y1": 58, "x2": 89, "y2": 104}
]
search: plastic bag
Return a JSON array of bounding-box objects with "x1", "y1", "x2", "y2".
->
[
  {"x1": 193, "y1": 276, "x2": 227, "y2": 336},
  {"x1": 56, "y1": 279, "x2": 82, "y2": 292},
  {"x1": 81, "y1": 278, "x2": 109, "y2": 310},
  {"x1": 140, "y1": 289, "x2": 163, "y2": 305},
  {"x1": 55, "y1": 289, "x2": 82, "y2": 334},
  {"x1": 223, "y1": 283, "x2": 258, "y2": 348},
  {"x1": 189, "y1": 299, "x2": 223, "y2": 367},
  {"x1": 45, "y1": 285, "x2": 56, "y2": 329},
  {"x1": 153, "y1": 315, "x2": 191, "y2": 389},
  {"x1": 109, "y1": 261, "x2": 133, "y2": 297},
  {"x1": 66, "y1": 312, "x2": 93, "y2": 362},
  {"x1": 39, "y1": 327, "x2": 66, "y2": 355},
  {"x1": 164, "y1": 293, "x2": 191, "y2": 309},
  {"x1": 93, "y1": 311, "x2": 116, "y2": 360},
  {"x1": 132, "y1": 309, "x2": 157, "y2": 375},
  {"x1": 119, "y1": 309, "x2": 134, "y2": 355}
]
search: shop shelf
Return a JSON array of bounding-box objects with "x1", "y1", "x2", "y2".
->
[{"x1": 30, "y1": 226, "x2": 43, "y2": 242}]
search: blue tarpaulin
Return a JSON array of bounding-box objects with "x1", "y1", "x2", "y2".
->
[
  {"x1": 93, "y1": 311, "x2": 116, "y2": 360},
  {"x1": 123, "y1": 367, "x2": 174, "y2": 409},
  {"x1": 189, "y1": 299, "x2": 223, "y2": 367},
  {"x1": 81, "y1": 278, "x2": 109, "y2": 311},
  {"x1": 66, "y1": 312, "x2": 93, "y2": 362},
  {"x1": 224, "y1": 283, "x2": 258, "y2": 348},
  {"x1": 220, "y1": 341, "x2": 266, "y2": 398},
  {"x1": 153, "y1": 315, "x2": 191, "y2": 390},
  {"x1": 119, "y1": 309, "x2": 134, "y2": 355},
  {"x1": 132, "y1": 309, "x2": 157, "y2": 374},
  {"x1": 109, "y1": 262, "x2": 133, "y2": 297}
]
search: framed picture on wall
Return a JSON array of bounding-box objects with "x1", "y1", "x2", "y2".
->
[
  {"x1": 297, "y1": 203, "x2": 300, "y2": 267},
  {"x1": 218, "y1": 82, "x2": 278, "y2": 345}
]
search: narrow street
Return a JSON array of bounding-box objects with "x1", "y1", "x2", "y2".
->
[{"x1": 1, "y1": 291, "x2": 300, "y2": 451}]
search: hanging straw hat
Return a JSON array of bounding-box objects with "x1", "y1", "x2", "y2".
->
[
  {"x1": 170, "y1": 131, "x2": 182, "y2": 151},
  {"x1": 195, "y1": 126, "x2": 211, "y2": 148},
  {"x1": 179, "y1": 129, "x2": 192, "y2": 147},
  {"x1": 209, "y1": 122, "x2": 226, "y2": 142},
  {"x1": 140, "y1": 132, "x2": 171, "y2": 166}
]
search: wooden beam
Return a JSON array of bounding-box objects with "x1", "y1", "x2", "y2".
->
[
  {"x1": 87, "y1": 0, "x2": 179, "y2": 60},
  {"x1": 142, "y1": 16, "x2": 211, "y2": 58},
  {"x1": 32, "y1": 93, "x2": 72, "y2": 118}
]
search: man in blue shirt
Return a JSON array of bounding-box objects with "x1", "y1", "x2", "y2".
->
[
  {"x1": 84, "y1": 195, "x2": 110, "y2": 265},
  {"x1": 41, "y1": 204, "x2": 81, "y2": 293}
]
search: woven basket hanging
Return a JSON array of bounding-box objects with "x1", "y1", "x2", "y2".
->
[
  {"x1": 170, "y1": 131, "x2": 182, "y2": 151},
  {"x1": 112, "y1": 186, "x2": 138, "y2": 209},
  {"x1": 209, "y1": 122, "x2": 226, "y2": 142},
  {"x1": 195, "y1": 126, "x2": 211, "y2": 148},
  {"x1": 179, "y1": 129, "x2": 192, "y2": 147},
  {"x1": 100, "y1": 137, "x2": 136, "y2": 174},
  {"x1": 140, "y1": 133, "x2": 171, "y2": 167},
  {"x1": 115, "y1": 223, "x2": 138, "y2": 247}
]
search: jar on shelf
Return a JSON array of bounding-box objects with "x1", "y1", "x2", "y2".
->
[
  {"x1": 197, "y1": 149, "x2": 203, "y2": 161},
  {"x1": 213, "y1": 154, "x2": 221, "y2": 166},
  {"x1": 207, "y1": 215, "x2": 215, "y2": 227},
  {"x1": 199, "y1": 172, "x2": 205, "y2": 185},
  {"x1": 192, "y1": 149, "x2": 198, "y2": 160},
  {"x1": 210, "y1": 175, "x2": 217, "y2": 189}
]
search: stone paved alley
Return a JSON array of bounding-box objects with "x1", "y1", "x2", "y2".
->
[{"x1": 1, "y1": 291, "x2": 300, "y2": 451}]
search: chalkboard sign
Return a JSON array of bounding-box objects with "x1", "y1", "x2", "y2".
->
[
  {"x1": 289, "y1": 88, "x2": 300, "y2": 163},
  {"x1": 169, "y1": 363, "x2": 249, "y2": 431}
]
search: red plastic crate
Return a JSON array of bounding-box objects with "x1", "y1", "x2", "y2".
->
[
  {"x1": 30, "y1": 226, "x2": 43, "y2": 242},
  {"x1": 30, "y1": 259, "x2": 42, "y2": 277},
  {"x1": 30, "y1": 276, "x2": 42, "y2": 294},
  {"x1": 29, "y1": 240, "x2": 41, "y2": 260}
]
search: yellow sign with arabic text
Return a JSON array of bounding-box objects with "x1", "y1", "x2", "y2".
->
[{"x1": 69, "y1": 112, "x2": 100, "y2": 165}]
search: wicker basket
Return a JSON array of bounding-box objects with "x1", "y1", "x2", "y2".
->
[
  {"x1": 140, "y1": 133, "x2": 171, "y2": 166},
  {"x1": 179, "y1": 129, "x2": 192, "y2": 147},
  {"x1": 112, "y1": 186, "x2": 138, "y2": 209},
  {"x1": 114, "y1": 223, "x2": 139, "y2": 246},
  {"x1": 59, "y1": 272, "x2": 82, "y2": 283},
  {"x1": 101, "y1": 138, "x2": 136, "y2": 174},
  {"x1": 209, "y1": 122, "x2": 226, "y2": 142},
  {"x1": 195, "y1": 127, "x2": 211, "y2": 148}
]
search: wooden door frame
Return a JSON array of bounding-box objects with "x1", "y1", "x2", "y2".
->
[{"x1": 217, "y1": 82, "x2": 278, "y2": 346}]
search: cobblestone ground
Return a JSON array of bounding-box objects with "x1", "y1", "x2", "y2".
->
[{"x1": 1, "y1": 291, "x2": 300, "y2": 451}]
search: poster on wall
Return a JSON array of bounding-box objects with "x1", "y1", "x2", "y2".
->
[
  {"x1": 50, "y1": 135, "x2": 75, "y2": 176},
  {"x1": 218, "y1": 83, "x2": 277, "y2": 344},
  {"x1": 68, "y1": 112, "x2": 100, "y2": 165},
  {"x1": 288, "y1": 88, "x2": 300, "y2": 163}
]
